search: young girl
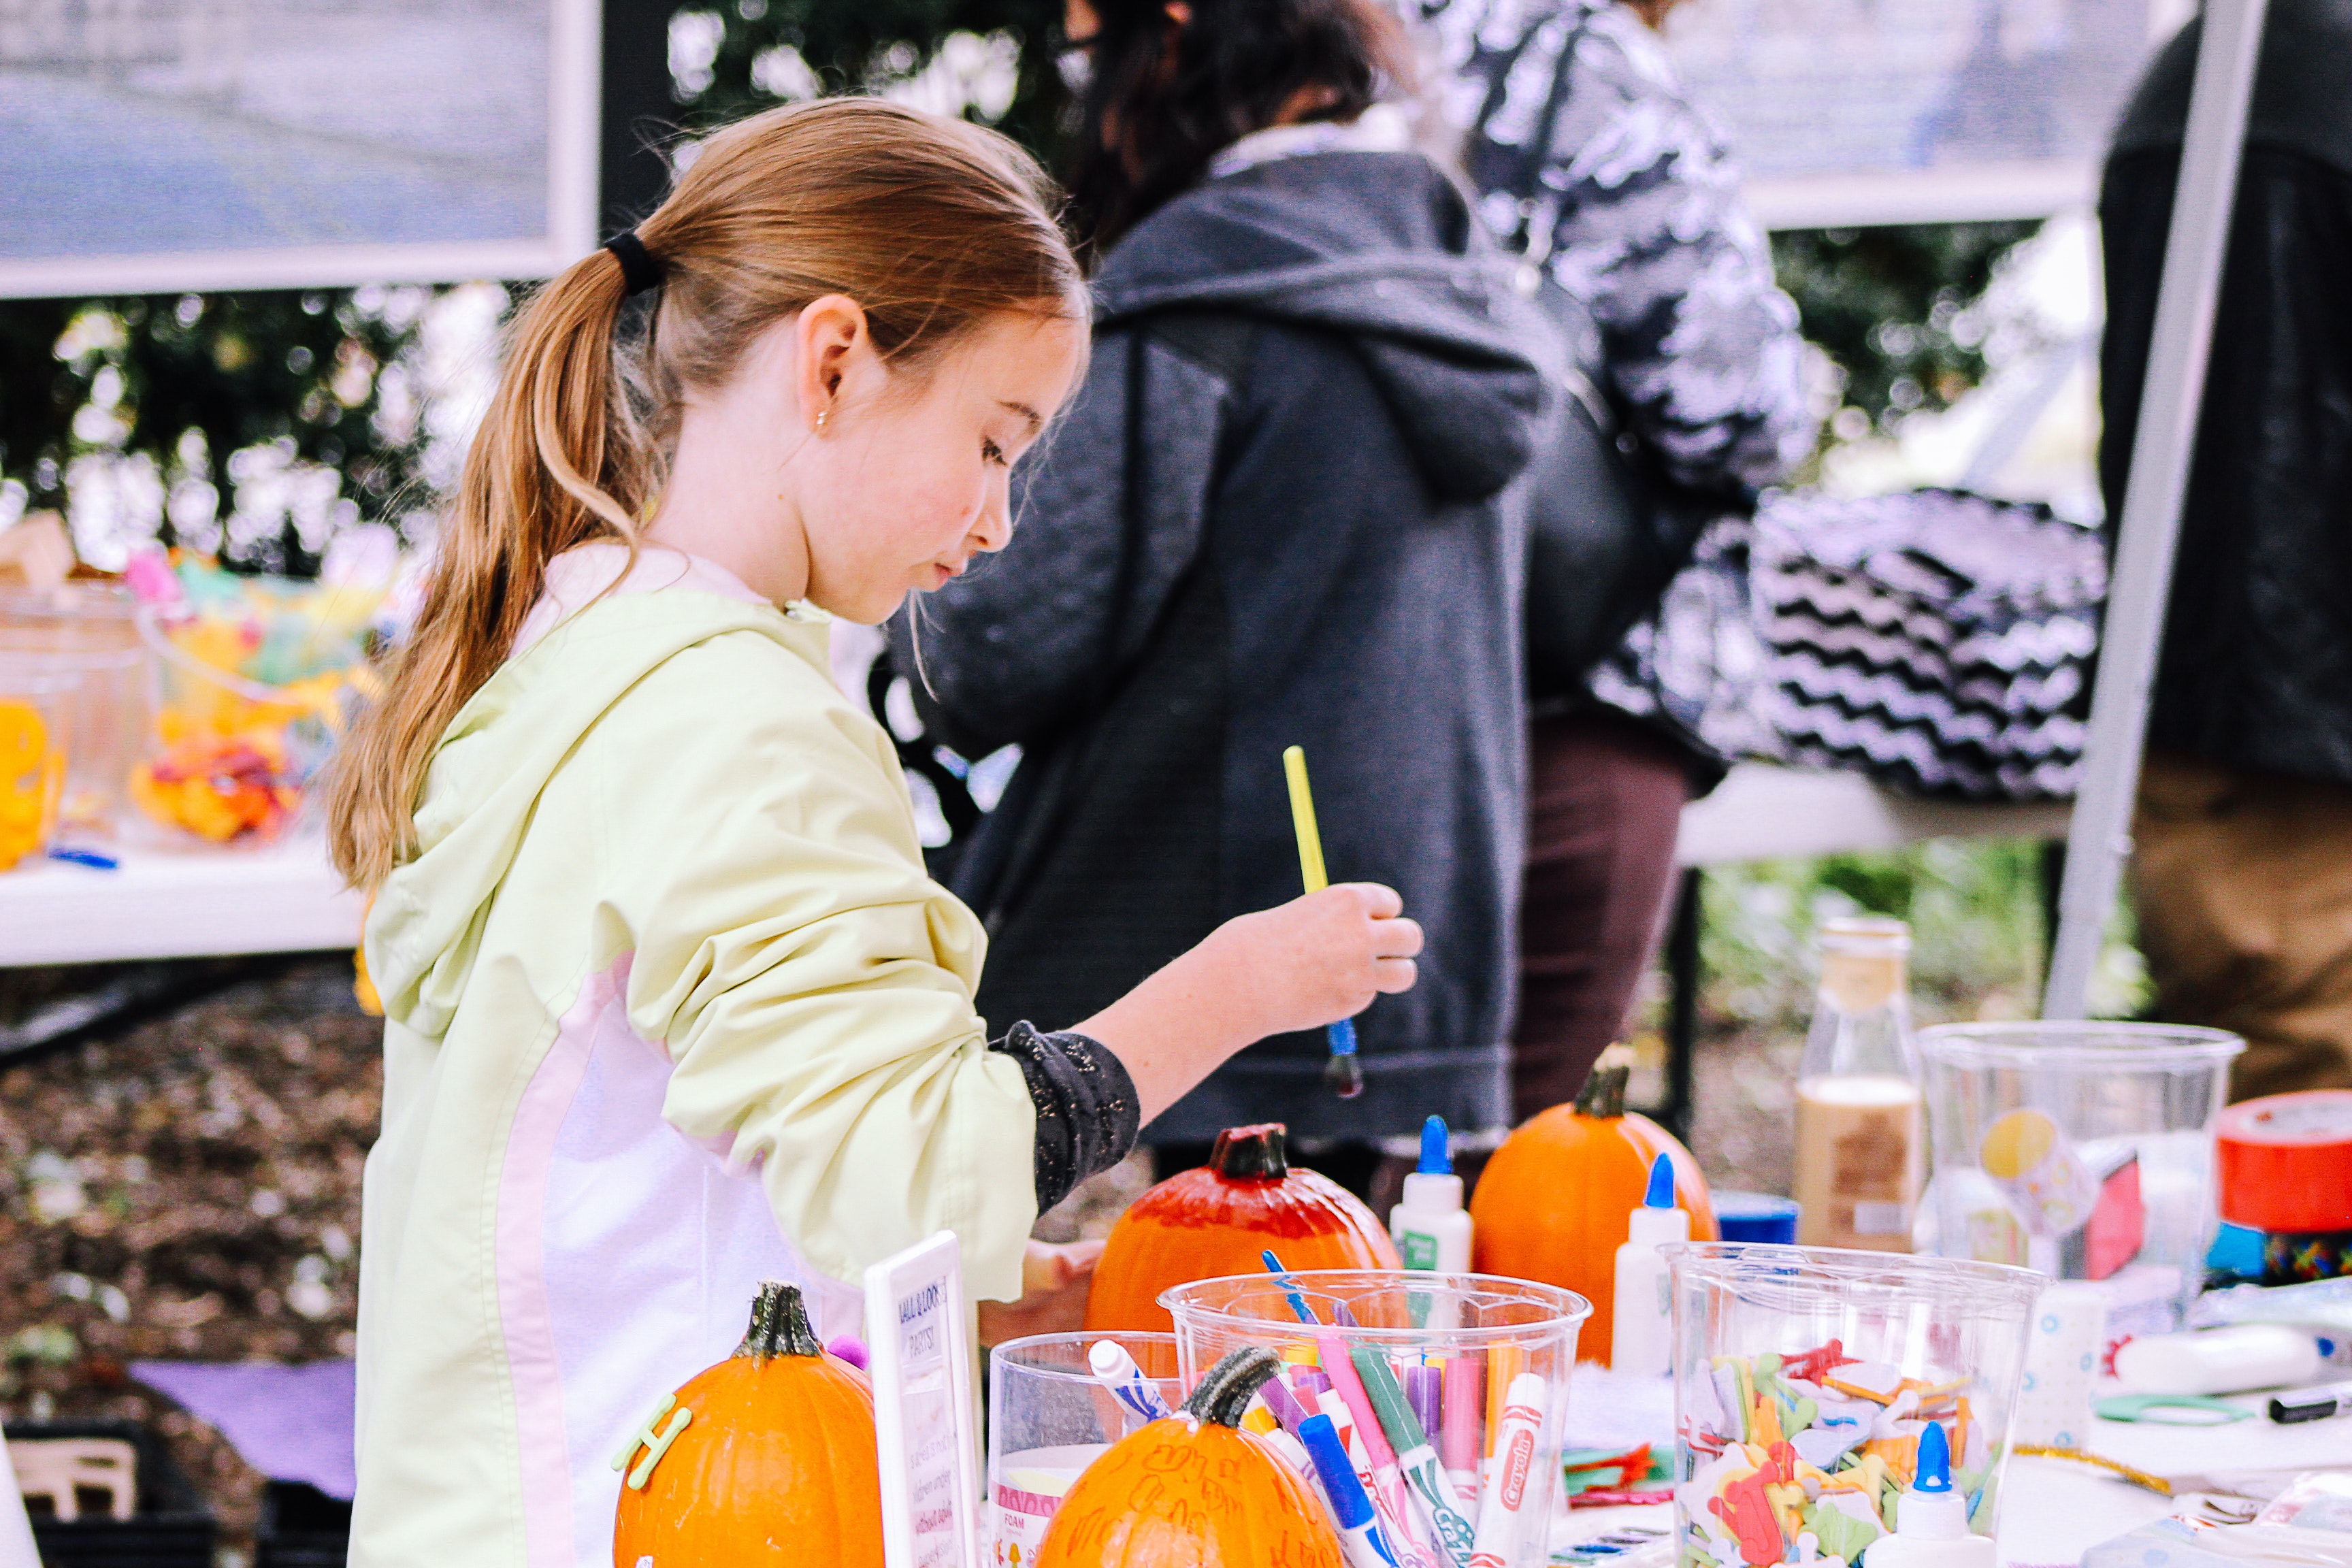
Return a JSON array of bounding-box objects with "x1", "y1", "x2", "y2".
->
[{"x1": 325, "y1": 99, "x2": 1420, "y2": 1567}]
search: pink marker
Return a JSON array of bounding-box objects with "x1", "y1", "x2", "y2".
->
[
  {"x1": 1322, "y1": 1333, "x2": 1425, "y2": 1555},
  {"x1": 1441, "y1": 1355, "x2": 1484, "y2": 1495}
]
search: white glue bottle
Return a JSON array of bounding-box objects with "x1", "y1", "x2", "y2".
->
[
  {"x1": 1863, "y1": 1420, "x2": 1991, "y2": 1568},
  {"x1": 1611, "y1": 1153, "x2": 1687, "y2": 1374},
  {"x1": 1390, "y1": 1115, "x2": 1473, "y2": 1271}
]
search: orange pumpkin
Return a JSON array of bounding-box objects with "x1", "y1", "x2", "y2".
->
[
  {"x1": 1085, "y1": 1123, "x2": 1400, "y2": 1334},
  {"x1": 612, "y1": 1280, "x2": 882, "y2": 1567},
  {"x1": 1037, "y1": 1345, "x2": 1343, "y2": 1568},
  {"x1": 1470, "y1": 1046, "x2": 1717, "y2": 1365}
]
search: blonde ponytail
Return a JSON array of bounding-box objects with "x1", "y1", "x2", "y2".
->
[{"x1": 325, "y1": 99, "x2": 1083, "y2": 888}]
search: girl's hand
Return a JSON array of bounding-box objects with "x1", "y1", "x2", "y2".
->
[
  {"x1": 1075, "y1": 883, "x2": 1422, "y2": 1124},
  {"x1": 1197, "y1": 883, "x2": 1422, "y2": 1040}
]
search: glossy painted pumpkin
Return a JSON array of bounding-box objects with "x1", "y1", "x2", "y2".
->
[
  {"x1": 1036, "y1": 1345, "x2": 1344, "y2": 1568},
  {"x1": 1470, "y1": 1047, "x2": 1716, "y2": 1365},
  {"x1": 612, "y1": 1281, "x2": 882, "y2": 1567},
  {"x1": 1085, "y1": 1124, "x2": 1400, "y2": 1334}
]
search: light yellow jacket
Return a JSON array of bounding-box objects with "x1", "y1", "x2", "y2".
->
[{"x1": 352, "y1": 586, "x2": 1036, "y2": 1568}]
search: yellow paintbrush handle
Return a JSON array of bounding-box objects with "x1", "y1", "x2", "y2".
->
[{"x1": 1282, "y1": 745, "x2": 1328, "y2": 894}]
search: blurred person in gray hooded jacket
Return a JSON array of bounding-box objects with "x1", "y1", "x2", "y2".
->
[
  {"x1": 1411, "y1": 0, "x2": 1818, "y2": 1117},
  {"x1": 895, "y1": 0, "x2": 1563, "y2": 1192}
]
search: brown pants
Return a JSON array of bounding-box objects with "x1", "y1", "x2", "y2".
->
[
  {"x1": 1512, "y1": 708, "x2": 1693, "y2": 1120},
  {"x1": 2133, "y1": 750, "x2": 2352, "y2": 1099}
]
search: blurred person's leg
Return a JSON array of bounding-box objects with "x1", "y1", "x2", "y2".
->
[
  {"x1": 1512, "y1": 708, "x2": 1690, "y2": 1121},
  {"x1": 2132, "y1": 749, "x2": 2352, "y2": 1098}
]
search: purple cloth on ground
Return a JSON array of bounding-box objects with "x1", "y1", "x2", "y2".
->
[{"x1": 131, "y1": 1359, "x2": 356, "y2": 1499}]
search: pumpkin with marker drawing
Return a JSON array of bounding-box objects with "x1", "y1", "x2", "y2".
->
[
  {"x1": 1036, "y1": 1345, "x2": 1343, "y2": 1567},
  {"x1": 610, "y1": 1280, "x2": 881, "y2": 1566},
  {"x1": 1085, "y1": 1123, "x2": 1399, "y2": 1334}
]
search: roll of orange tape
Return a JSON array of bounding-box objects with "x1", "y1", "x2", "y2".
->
[{"x1": 2217, "y1": 1090, "x2": 2352, "y2": 1233}]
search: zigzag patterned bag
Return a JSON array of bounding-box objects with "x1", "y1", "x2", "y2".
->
[{"x1": 1752, "y1": 489, "x2": 2108, "y2": 800}]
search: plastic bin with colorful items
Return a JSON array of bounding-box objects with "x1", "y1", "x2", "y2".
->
[
  {"x1": 0, "y1": 579, "x2": 144, "y2": 868},
  {"x1": 125, "y1": 555, "x2": 383, "y2": 846},
  {"x1": 1665, "y1": 1245, "x2": 2046, "y2": 1568}
]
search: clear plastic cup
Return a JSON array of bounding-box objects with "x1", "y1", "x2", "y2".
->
[
  {"x1": 0, "y1": 664, "x2": 77, "y2": 872},
  {"x1": 1163, "y1": 1270, "x2": 1588, "y2": 1568},
  {"x1": 1665, "y1": 1244, "x2": 2045, "y2": 1568},
  {"x1": 0, "y1": 583, "x2": 147, "y2": 841},
  {"x1": 986, "y1": 1330, "x2": 1181, "y2": 1562},
  {"x1": 1918, "y1": 1022, "x2": 2244, "y2": 1329}
]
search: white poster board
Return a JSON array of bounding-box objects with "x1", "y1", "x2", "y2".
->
[
  {"x1": 0, "y1": 0, "x2": 600, "y2": 298},
  {"x1": 864, "y1": 1231, "x2": 982, "y2": 1568},
  {"x1": 1659, "y1": 0, "x2": 2195, "y2": 228}
]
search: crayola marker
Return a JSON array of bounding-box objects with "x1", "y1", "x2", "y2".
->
[
  {"x1": 1353, "y1": 1345, "x2": 1477, "y2": 1567},
  {"x1": 1469, "y1": 1373, "x2": 1548, "y2": 1568},
  {"x1": 1301, "y1": 1411, "x2": 1405, "y2": 1568}
]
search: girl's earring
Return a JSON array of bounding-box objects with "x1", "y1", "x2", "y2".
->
[{"x1": 814, "y1": 408, "x2": 830, "y2": 435}]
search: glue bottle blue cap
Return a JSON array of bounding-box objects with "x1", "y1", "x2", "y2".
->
[
  {"x1": 1914, "y1": 1418, "x2": 1951, "y2": 1492},
  {"x1": 1643, "y1": 1152, "x2": 1674, "y2": 1209},
  {"x1": 1418, "y1": 1115, "x2": 1452, "y2": 1177}
]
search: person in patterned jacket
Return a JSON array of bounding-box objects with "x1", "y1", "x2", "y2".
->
[{"x1": 1411, "y1": 0, "x2": 1819, "y2": 1116}]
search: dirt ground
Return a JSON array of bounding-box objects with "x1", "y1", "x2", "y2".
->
[{"x1": 0, "y1": 958, "x2": 1791, "y2": 1565}]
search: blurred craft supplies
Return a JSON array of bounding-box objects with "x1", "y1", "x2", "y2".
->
[
  {"x1": 1281, "y1": 744, "x2": 1363, "y2": 1100},
  {"x1": 126, "y1": 555, "x2": 385, "y2": 844}
]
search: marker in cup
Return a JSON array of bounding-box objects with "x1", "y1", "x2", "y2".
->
[
  {"x1": 1302, "y1": 1411, "x2": 1406, "y2": 1568},
  {"x1": 1086, "y1": 1339, "x2": 1172, "y2": 1424},
  {"x1": 1353, "y1": 1345, "x2": 1477, "y2": 1566},
  {"x1": 1469, "y1": 1373, "x2": 1548, "y2": 1568}
]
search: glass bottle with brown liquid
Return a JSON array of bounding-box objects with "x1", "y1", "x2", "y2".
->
[{"x1": 1793, "y1": 917, "x2": 1923, "y2": 1251}]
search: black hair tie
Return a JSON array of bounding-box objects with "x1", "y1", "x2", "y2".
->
[{"x1": 602, "y1": 230, "x2": 664, "y2": 297}]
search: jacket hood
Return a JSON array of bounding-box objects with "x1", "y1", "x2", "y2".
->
[
  {"x1": 1091, "y1": 150, "x2": 1562, "y2": 501},
  {"x1": 366, "y1": 591, "x2": 810, "y2": 1041}
]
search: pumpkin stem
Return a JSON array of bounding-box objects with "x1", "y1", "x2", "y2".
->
[
  {"x1": 1208, "y1": 1123, "x2": 1289, "y2": 1181},
  {"x1": 1181, "y1": 1345, "x2": 1286, "y2": 1428},
  {"x1": 736, "y1": 1281, "x2": 824, "y2": 1360},
  {"x1": 1573, "y1": 1044, "x2": 1635, "y2": 1119}
]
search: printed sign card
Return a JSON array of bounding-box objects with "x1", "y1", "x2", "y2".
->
[{"x1": 864, "y1": 1230, "x2": 981, "y2": 1568}]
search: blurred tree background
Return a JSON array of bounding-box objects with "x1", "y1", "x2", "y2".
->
[
  {"x1": 0, "y1": 0, "x2": 2054, "y2": 578},
  {"x1": 0, "y1": 1, "x2": 2100, "y2": 1096}
]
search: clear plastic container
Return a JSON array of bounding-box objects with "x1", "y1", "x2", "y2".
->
[
  {"x1": 0, "y1": 664, "x2": 77, "y2": 871},
  {"x1": 987, "y1": 1331, "x2": 1181, "y2": 1561},
  {"x1": 1164, "y1": 1270, "x2": 1589, "y2": 1568},
  {"x1": 1918, "y1": 1023, "x2": 2244, "y2": 1329},
  {"x1": 1665, "y1": 1244, "x2": 2045, "y2": 1568},
  {"x1": 131, "y1": 606, "x2": 347, "y2": 845},
  {"x1": 0, "y1": 583, "x2": 148, "y2": 841}
]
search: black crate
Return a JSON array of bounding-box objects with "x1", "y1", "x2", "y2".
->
[
  {"x1": 255, "y1": 1481, "x2": 350, "y2": 1568},
  {"x1": 4, "y1": 1419, "x2": 215, "y2": 1568}
]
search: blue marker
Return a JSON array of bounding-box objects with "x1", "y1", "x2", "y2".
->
[
  {"x1": 1262, "y1": 1247, "x2": 1321, "y2": 1326},
  {"x1": 1298, "y1": 1411, "x2": 1402, "y2": 1568},
  {"x1": 1087, "y1": 1338, "x2": 1172, "y2": 1424}
]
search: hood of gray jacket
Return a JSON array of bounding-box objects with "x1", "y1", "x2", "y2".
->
[{"x1": 1090, "y1": 149, "x2": 1561, "y2": 502}]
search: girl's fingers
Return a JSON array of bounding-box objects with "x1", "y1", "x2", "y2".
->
[
  {"x1": 1371, "y1": 958, "x2": 1418, "y2": 993},
  {"x1": 1335, "y1": 881, "x2": 1404, "y2": 919},
  {"x1": 1371, "y1": 916, "x2": 1424, "y2": 958}
]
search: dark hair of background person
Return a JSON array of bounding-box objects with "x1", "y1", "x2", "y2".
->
[{"x1": 1066, "y1": 0, "x2": 1413, "y2": 255}]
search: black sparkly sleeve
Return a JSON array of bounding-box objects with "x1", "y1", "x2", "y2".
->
[{"x1": 988, "y1": 1022, "x2": 1141, "y2": 1212}]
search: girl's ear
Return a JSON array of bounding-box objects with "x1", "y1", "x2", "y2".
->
[{"x1": 794, "y1": 294, "x2": 873, "y2": 433}]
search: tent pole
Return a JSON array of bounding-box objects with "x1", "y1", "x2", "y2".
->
[{"x1": 2042, "y1": 0, "x2": 2270, "y2": 1021}]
